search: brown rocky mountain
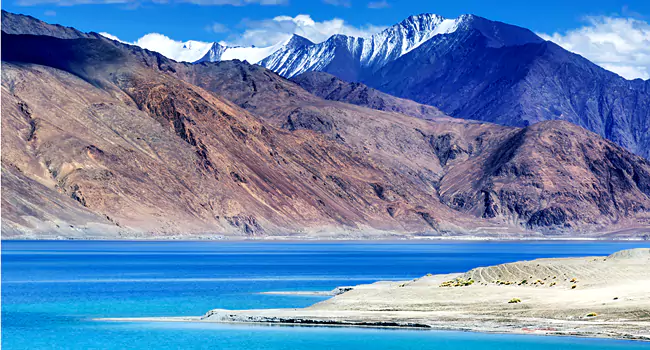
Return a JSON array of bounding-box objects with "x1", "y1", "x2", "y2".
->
[
  {"x1": 165, "y1": 59, "x2": 650, "y2": 236},
  {"x1": 2, "y1": 30, "x2": 487, "y2": 238},
  {"x1": 1, "y1": 12, "x2": 649, "y2": 239}
]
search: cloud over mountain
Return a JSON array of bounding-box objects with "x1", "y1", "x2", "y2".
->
[
  {"x1": 232, "y1": 14, "x2": 386, "y2": 47},
  {"x1": 540, "y1": 16, "x2": 650, "y2": 80},
  {"x1": 100, "y1": 14, "x2": 386, "y2": 61},
  {"x1": 100, "y1": 32, "x2": 213, "y2": 62}
]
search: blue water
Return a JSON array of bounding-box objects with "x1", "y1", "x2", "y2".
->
[{"x1": 2, "y1": 241, "x2": 650, "y2": 349}]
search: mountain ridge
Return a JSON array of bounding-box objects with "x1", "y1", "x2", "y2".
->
[
  {"x1": 2, "y1": 11, "x2": 650, "y2": 239},
  {"x1": 178, "y1": 11, "x2": 650, "y2": 159}
]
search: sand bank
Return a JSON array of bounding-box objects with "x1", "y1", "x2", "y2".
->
[{"x1": 99, "y1": 249, "x2": 650, "y2": 341}]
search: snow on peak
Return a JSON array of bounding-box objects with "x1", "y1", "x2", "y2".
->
[
  {"x1": 358, "y1": 13, "x2": 463, "y2": 68},
  {"x1": 285, "y1": 34, "x2": 314, "y2": 50},
  {"x1": 101, "y1": 13, "x2": 475, "y2": 67},
  {"x1": 220, "y1": 37, "x2": 292, "y2": 64},
  {"x1": 259, "y1": 14, "x2": 468, "y2": 78},
  {"x1": 195, "y1": 37, "x2": 294, "y2": 64},
  {"x1": 190, "y1": 13, "x2": 477, "y2": 79}
]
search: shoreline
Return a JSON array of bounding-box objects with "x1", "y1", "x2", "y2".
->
[
  {"x1": 95, "y1": 314, "x2": 650, "y2": 342},
  {"x1": 96, "y1": 249, "x2": 650, "y2": 342}
]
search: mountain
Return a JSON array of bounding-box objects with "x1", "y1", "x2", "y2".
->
[
  {"x1": 2, "y1": 11, "x2": 650, "y2": 239},
  {"x1": 250, "y1": 13, "x2": 650, "y2": 160},
  {"x1": 172, "y1": 59, "x2": 650, "y2": 235},
  {"x1": 290, "y1": 71, "x2": 447, "y2": 120},
  {"x1": 258, "y1": 14, "x2": 468, "y2": 82},
  {"x1": 364, "y1": 22, "x2": 650, "y2": 160},
  {"x1": 195, "y1": 37, "x2": 297, "y2": 64},
  {"x1": 258, "y1": 14, "x2": 542, "y2": 80},
  {"x1": 2, "y1": 32, "x2": 476, "y2": 238},
  {"x1": 1, "y1": 14, "x2": 488, "y2": 238}
]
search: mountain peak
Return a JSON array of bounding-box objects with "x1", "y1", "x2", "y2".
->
[
  {"x1": 1, "y1": 10, "x2": 89, "y2": 39},
  {"x1": 195, "y1": 42, "x2": 227, "y2": 63},
  {"x1": 456, "y1": 14, "x2": 543, "y2": 47},
  {"x1": 399, "y1": 13, "x2": 445, "y2": 25},
  {"x1": 285, "y1": 34, "x2": 314, "y2": 50}
]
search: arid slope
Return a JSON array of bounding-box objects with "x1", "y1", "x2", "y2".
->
[
  {"x1": 2, "y1": 32, "x2": 488, "y2": 238},
  {"x1": 173, "y1": 58, "x2": 650, "y2": 234}
]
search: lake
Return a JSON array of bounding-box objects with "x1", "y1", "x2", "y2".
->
[{"x1": 2, "y1": 240, "x2": 650, "y2": 349}]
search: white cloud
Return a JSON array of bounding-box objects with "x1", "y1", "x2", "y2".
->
[
  {"x1": 539, "y1": 16, "x2": 650, "y2": 80},
  {"x1": 231, "y1": 14, "x2": 387, "y2": 47},
  {"x1": 99, "y1": 32, "x2": 122, "y2": 41},
  {"x1": 100, "y1": 32, "x2": 212, "y2": 62},
  {"x1": 99, "y1": 14, "x2": 386, "y2": 62}
]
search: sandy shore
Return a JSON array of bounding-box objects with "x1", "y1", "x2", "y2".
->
[{"x1": 98, "y1": 248, "x2": 650, "y2": 341}]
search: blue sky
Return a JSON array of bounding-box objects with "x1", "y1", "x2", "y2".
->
[
  {"x1": 2, "y1": 0, "x2": 650, "y2": 79},
  {"x1": 2, "y1": 0, "x2": 647, "y2": 42}
]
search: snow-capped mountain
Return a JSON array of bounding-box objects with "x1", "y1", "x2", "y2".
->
[
  {"x1": 259, "y1": 14, "x2": 466, "y2": 79},
  {"x1": 195, "y1": 37, "x2": 299, "y2": 64},
  {"x1": 187, "y1": 12, "x2": 650, "y2": 160},
  {"x1": 191, "y1": 13, "x2": 467, "y2": 80}
]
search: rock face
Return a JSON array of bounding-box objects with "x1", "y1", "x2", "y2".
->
[{"x1": 1, "y1": 12, "x2": 650, "y2": 238}]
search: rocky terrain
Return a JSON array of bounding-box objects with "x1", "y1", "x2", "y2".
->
[
  {"x1": 3, "y1": 33, "x2": 482, "y2": 238},
  {"x1": 169, "y1": 58, "x2": 650, "y2": 235},
  {"x1": 1, "y1": 11, "x2": 650, "y2": 239},
  {"x1": 104, "y1": 249, "x2": 650, "y2": 341}
]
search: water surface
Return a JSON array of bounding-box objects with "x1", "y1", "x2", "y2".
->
[{"x1": 3, "y1": 240, "x2": 649, "y2": 349}]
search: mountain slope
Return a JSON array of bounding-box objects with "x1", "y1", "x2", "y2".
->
[
  {"x1": 2, "y1": 11, "x2": 650, "y2": 238},
  {"x1": 250, "y1": 12, "x2": 650, "y2": 160},
  {"x1": 366, "y1": 27, "x2": 650, "y2": 159},
  {"x1": 291, "y1": 71, "x2": 447, "y2": 120},
  {"x1": 438, "y1": 120, "x2": 650, "y2": 229},
  {"x1": 1, "y1": 10, "x2": 89, "y2": 39},
  {"x1": 1, "y1": 30, "x2": 488, "y2": 238},
  {"x1": 165, "y1": 59, "x2": 650, "y2": 235}
]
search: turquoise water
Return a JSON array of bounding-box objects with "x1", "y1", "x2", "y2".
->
[{"x1": 2, "y1": 240, "x2": 650, "y2": 349}]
